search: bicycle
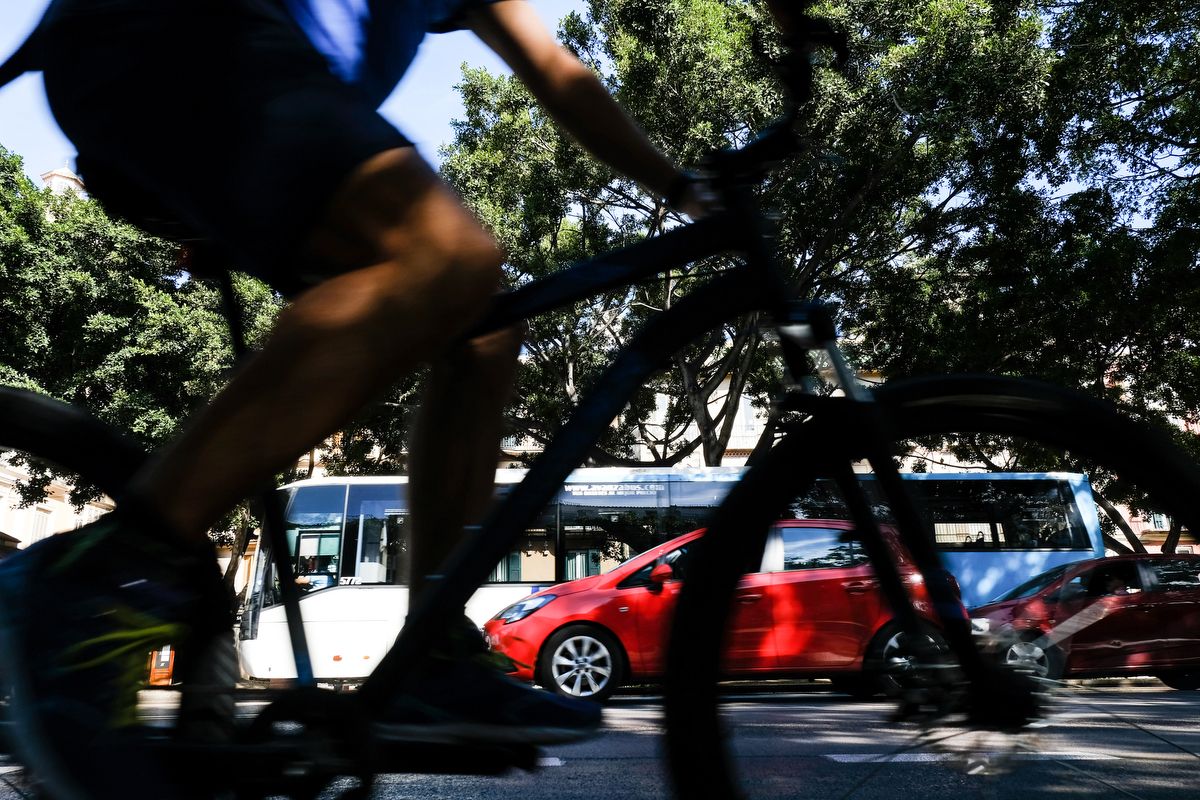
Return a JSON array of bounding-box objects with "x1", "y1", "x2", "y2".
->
[{"x1": 3, "y1": 20, "x2": 1200, "y2": 800}]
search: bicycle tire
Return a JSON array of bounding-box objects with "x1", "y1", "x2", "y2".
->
[
  {"x1": 664, "y1": 374, "x2": 1200, "y2": 799},
  {"x1": 0, "y1": 388, "x2": 145, "y2": 758},
  {"x1": 0, "y1": 387, "x2": 147, "y2": 499}
]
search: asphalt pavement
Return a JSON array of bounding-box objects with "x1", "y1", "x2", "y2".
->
[{"x1": 2, "y1": 683, "x2": 1197, "y2": 799}]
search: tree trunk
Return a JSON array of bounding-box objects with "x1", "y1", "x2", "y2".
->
[
  {"x1": 1102, "y1": 533, "x2": 1133, "y2": 555},
  {"x1": 221, "y1": 510, "x2": 253, "y2": 613},
  {"x1": 1162, "y1": 518, "x2": 1183, "y2": 554},
  {"x1": 1093, "y1": 492, "x2": 1147, "y2": 553},
  {"x1": 745, "y1": 418, "x2": 779, "y2": 467}
]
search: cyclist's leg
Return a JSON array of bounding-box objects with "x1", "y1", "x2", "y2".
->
[
  {"x1": 408, "y1": 324, "x2": 524, "y2": 603},
  {"x1": 4, "y1": 6, "x2": 509, "y2": 794},
  {"x1": 125, "y1": 147, "x2": 506, "y2": 542}
]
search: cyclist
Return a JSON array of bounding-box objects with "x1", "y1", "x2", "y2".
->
[{"x1": 0, "y1": 0, "x2": 710, "y2": 795}]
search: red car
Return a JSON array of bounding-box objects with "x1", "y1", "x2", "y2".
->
[
  {"x1": 970, "y1": 553, "x2": 1200, "y2": 687},
  {"x1": 483, "y1": 520, "x2": 946, "y2": 702}
]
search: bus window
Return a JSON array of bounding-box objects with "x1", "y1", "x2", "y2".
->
[
  {"x1": 343, "y1": 483, "x2": 407, "y2": 584},
  {"x1": 558, "y1": 480, "x2": 671, "y2": 578},
  {"x1": 292, "y1": 529, "x2": 340, "y2": 591},
  {"x1": 907, "y1": 479, "x2": 1090, "y2": 551},
  {"x1": 488, "y1": 483, "x2": 557, "y2": 583}
]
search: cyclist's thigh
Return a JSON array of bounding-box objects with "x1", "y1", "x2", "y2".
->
[
  {"x1": 39, "y1": 0, "x2": 411, "y2": 294},
  {"x1": 301, "y1": 147, "x2": 504, "y2": 289}
]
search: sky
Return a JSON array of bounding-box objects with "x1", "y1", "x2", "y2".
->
[{"x1": 0, "y1": 0, "x2": 583, "y2": 182}]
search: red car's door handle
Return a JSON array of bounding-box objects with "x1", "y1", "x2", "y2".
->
[
  {"x1": 736, "y1": 592, "x2": 764, "y2": 603},
  {"x1": 842, "y1": 580, "x2": 877, "y2": 594}
]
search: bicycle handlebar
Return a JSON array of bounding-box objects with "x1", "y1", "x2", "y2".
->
[{"x1": 703, "y1": 15, "x2": 849, "y2": 181}]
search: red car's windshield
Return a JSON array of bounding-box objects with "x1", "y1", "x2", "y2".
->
[{"x1": 994, "y1": 563, "x2": 1072, "y2": 603}]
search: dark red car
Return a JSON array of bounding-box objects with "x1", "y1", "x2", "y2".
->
[
  {"x1": 483, "y1": 520, "x2": 945, "y2": 702},
  {"x1": 970, "y1": 553, "x2": 1200, "y2": 687}
]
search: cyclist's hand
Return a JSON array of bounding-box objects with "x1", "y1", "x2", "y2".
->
[{"x1": 666, "y1": 171, "x2": 721, "y2": 220}]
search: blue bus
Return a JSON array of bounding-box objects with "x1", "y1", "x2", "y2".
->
[{"x1": 881, "y1": 472, "x2": 1104, "y2": 607}]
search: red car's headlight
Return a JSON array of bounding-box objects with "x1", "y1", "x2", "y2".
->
[{"x1": 494, "y1": 594, "x2": 557, "y2": 624}]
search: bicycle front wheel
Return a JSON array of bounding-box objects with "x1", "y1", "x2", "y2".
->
[{"x1": 665, "y1": 375, "x2": 1200, "y2": 800}]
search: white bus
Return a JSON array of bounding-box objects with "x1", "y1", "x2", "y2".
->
[{"x1": 237, "y1": 469, "x2": 1102, "y2": 681}]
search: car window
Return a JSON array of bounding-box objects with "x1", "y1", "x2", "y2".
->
[
  {"x1": 1150, "y1": 558, "x2": 1200, "y2": 592},
  {"x1": 618, "y1": 544, "x2": 689, "y2": 588},
  {"x1": 778, "y1": 527, "x2": 868, "y2": 571},
  {"x1": 662, "y1": 545, "x2": 690, "y2": 581},
  {"x1": 1075, "y1": 562, "x2": 1143, "y2": 597},
  {"x1": 995, "y1": 563, "x2": 1071, "y2": 602}
]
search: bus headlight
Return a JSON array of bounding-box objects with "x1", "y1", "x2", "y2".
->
[
  {"x1": 970, "y1": 618, "x2": 991, "y2": 635},
  {"x1": 496, "y1": 594, "x2": 557, "y2": 624}
]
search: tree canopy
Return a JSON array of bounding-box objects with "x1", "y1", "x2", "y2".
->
[
  {"x1": 440, "y1": 0, "x2": 1199, "y2": 492},
  {"x1": 0, "y1": 147, "x2": 283, "y2": 530}
]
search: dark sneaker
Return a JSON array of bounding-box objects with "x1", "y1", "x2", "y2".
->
[
  {"x1": 373, "y1": 618, "x2": 602, "y2": 745},
  {"x1": 0, "y1": 512, "x2": 229, "y2": 798}
]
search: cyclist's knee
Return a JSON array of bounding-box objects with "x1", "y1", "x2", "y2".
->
[
  {"x1": 308, "y1": 147, "x2": 504, "y2": 324},
  {"x1": 439, "y1": 223, "x2": 505, "y2": 321}
]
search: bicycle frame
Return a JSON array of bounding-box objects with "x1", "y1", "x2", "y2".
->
[
  {"x1": 359, "y1": 205, "x2": 786, "y2": 703},
  {"x1": 247, "y1": 114, "x2": 970, "y2": 711},
  {"x1": 352, "y1": 185, "x2": 960, "y2": 705}
]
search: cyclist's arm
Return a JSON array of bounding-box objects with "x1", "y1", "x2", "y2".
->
[{"x1": 465, "y1": 0, "x2": 684, "y2": 207}]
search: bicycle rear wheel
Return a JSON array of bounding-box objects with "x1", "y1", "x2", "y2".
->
[
  {"x1": 665, "y1": 375, "x2": 1200, "y2": 799},
  {"x1": 0, "y1": 388, "x2": 145, "y2": 763},
  {"x1": 0, "y1": 387, "x2": 146, "y2": 500}
]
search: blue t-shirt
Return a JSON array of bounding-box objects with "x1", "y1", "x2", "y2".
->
[{"x1": 283, "y1": 0, "x2": 497, "y2": 106}]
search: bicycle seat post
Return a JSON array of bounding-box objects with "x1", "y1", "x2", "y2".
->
[{"x1": 202, "y1": 249, "x2": 318, "y2": 689}]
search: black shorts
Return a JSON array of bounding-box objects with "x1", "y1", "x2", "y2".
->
[{"x1": 40, "y1": 0, "x2": 412, "y2": 295}]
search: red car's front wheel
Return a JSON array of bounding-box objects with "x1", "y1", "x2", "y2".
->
[{"x1": 537, "y1": 624, "x2": 625, "y2": 703}]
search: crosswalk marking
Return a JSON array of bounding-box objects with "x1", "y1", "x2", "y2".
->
[{"x1": 826, "y1": 752, "x2": 1118, "y2": 763}]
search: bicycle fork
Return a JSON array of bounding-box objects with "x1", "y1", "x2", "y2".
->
[{"x1": 774, "y1": 302, "x2": 996, "y2": 709}]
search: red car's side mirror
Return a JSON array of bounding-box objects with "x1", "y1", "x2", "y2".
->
[{"x1": 650, "y1": 562, "x2": 675, "y2": 585}]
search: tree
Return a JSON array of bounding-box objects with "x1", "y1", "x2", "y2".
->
[
  {"x1": 0, "y1": 145, "x2": 284, "y2": 546},
  {"x1": 836, "y1": 0, "x2": 1200, "y2": 516},
  {"x1": 440, "y1": 0, "x2": 1072, "y2": 466},
  {"x1": 442, "y1": 0, "x2": 1198, "y2": 531},
  {"x1": 441, "y1": 0, "x2": 795, "y2": 466}
]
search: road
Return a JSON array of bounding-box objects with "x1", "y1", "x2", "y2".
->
[{"x1": 3, "y1": 684, "x2": 1198, "y2": 799}]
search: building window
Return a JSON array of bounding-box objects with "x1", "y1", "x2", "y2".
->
[
  {"x1": 76, "y1": 505, "x2": 104, "y2": 529},
  {"x1": 487, "y1": 551, "x2": 522, "y2": 583},
  {"x1": 566, "y1": 549, "x2": 603, "y2": 580},
  {"x1": 30, "y1": 508, "x2": 51, "y2": 543}
]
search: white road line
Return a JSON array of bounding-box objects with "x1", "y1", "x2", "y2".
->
[
  {"x1": 0, "y1": 766, "x2": 22, "y2": 775},
  {"x1": 537, "y1": 757, "x2": 564, "y2": 767},
  {"x1": 825, "y1": 752, "x2": 1118, "y2": 763}
]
